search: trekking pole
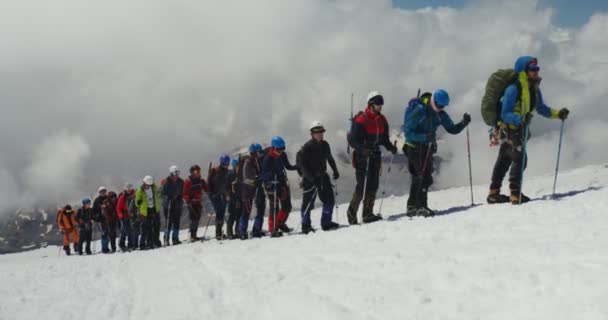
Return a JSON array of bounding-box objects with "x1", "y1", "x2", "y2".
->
[
  {"x1": 520, "y1": 123, "x2": 530, "y2": 204},
  {"x1": 466, "y1": 127, "x2": 474, "y2": 205},
  {"x1": 552, "y1": 120, "x2": 565, "y2": 197},
  {"x1": 273, "y1": 174, "x2": 278, "y2": 234},
  {"x1": 164, "y1": 200, "x2": 171, "y2": 246},
  {"x1": 347, "y1": 93, "x2": 354, "y2": 154},
  {"x1": 301, "y1": 186, "x2": 318, "y2": 230},
  {"x1": 333, "y1": 182, "x2": 339, "y2": 224},
  {"x1": 378, "y1": 142, "x2": 397, "y2": 216},
  {"x1": 415, "y1": 142, "x2": 434, "y2": 211},
  {"x1": 200, "y1": 203, "x2": 213, "y2": 243},
  {"x1": 360, "y1": 155, "x2": 371, "y2": 224}
]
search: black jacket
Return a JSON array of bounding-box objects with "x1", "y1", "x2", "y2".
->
[
  {"x1": 208, "y1": 166, "x2": 230, "y2": 196},
  {"x1": 297, "y1": 139, "x2": 338, "y2": 183}
]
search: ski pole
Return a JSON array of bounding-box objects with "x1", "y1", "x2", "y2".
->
[
  {"x1": 301, "y1": 186, "x2": 318, "y2": 228},
  {"x1": 415, "y1": 142, "x2": 434, "y2": 210},
  {"x1": 378, "y1": 144, "x2": 396, "y2": 216},
  {"x1": 347, "y1": 93, "x2": 354, "y2": 154},
  {"x1": 200, "y1": 210, "x2": 213, "y2": 243},
  {"x1": 466, "y1": 127, "x2": 474, "y2": 205},
  {"x1": 333, "y1": 181, "x2": 339, "y2": 224},
  {"x1": 520, "y1": 124, "x2": 529, "y2": 204},
  {"x1": 360, "y1": 154, "x2": 371, "y2": 224},
  {"x1": 164, "y1": 200, "x2": 171, "y2": 246},
  {"x1": 552, "y1": 120, "x2": 565, "y2": 197},
  {"x1": 273, "y1": 174, "x2": 278, "y2": 234}
]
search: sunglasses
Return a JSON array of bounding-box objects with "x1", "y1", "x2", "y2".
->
[
  {"x1": 527, "y1": 63, "x2": 540, "y2": 72},
  {"x1": 370, "y1": 96, "x2": 384, "y2": 106}
]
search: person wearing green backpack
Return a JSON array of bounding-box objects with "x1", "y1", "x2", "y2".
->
[{"x1": 487, "y1": 56, "x2": 569, "y2": 204}]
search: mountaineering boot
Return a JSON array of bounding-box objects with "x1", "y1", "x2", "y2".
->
[
  {"x1": 63, "y1": 245, "x2": 71, "y2": 256},
  {"x1": 406, "y1": 206, "x2": 418, "y2": 218},
  {"x1": 215, "y1": 222, "x2": 224, "y2": 240},
  {"x1": 416, "y1": 207, "x2": 435, "y2": 218},
  {"x1": 278, "y1": 223, "x2": 292, "y2": 233},
  {"x1": 270, "y1": 230, "x2": 283, "y2": 238},
  {"x1": 172, "y1": 238, "x2": 182, "y2": 245},
  {"x1": 510, "y1": 192, "x2": 530, "y2": 205},
  {"x1": 321, "y1": 221, "x2": 340, "y2": 231},
  {"x1": 302, "y1": 224, "x2": 314, "y2": 235},
  {"x1": 487, "y1": 189, "x2": 510, "y2": 204},
  {"x1": 251, "y1": 230, "x2": 265, "y2": 238},
  {"x1": 362, "y1": 214, "x2": 382, "y2": 224}
]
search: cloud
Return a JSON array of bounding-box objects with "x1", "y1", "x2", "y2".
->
[
  {"x1": 22, "y1": 131, "x2": 91, "y2": 206},
  {"x1": 0, "y1": 0, "x2": 606, "y2": 211}
]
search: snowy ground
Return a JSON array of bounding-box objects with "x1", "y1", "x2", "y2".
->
[{"x1": 1, "y1": 164, "x2": 608, "y2": 320}]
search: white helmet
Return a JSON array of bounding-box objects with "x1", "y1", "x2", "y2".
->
[
  {"x1": 367, "y1": 91, "x2": 381, "y2": 103},
  {"x1": 309, "y1": 120, "x2": 325, "y2": 133},
  {"x1": 169, "y1": 165, "x2": 179, "y2": 175},
  {"x1": 98, "y1": 186, "x2": 107, "y2": 193},
  {"x1": 143, "y1": 175, "x2": 154, "y2": 186}
]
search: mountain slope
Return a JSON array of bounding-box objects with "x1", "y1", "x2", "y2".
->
[{"x1": 1, "y1": 164, "x2": 607, "y2": 320}]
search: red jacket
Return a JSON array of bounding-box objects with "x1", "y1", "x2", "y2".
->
[
  {"x1": 116, "y1": 190, "x2": 135, "y2": 220},
  {"x1": 183, "y1": 176, "x2": 208, "y2": 204},
  {"x1": 349, "y1": 106, "x2": 392, "y2": 152}
]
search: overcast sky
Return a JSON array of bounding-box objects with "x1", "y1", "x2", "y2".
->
[{"x1": 1, "y1": 0, "x2": 607, "y2": 213}]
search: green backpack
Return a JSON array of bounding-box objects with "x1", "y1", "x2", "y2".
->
[{"x1": 481, "y1": 69, "x2": 518, "y2": 126}]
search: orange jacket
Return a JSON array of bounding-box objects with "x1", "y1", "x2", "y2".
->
[{"x1": 57, "y1": 207, "x2": 77, "y2": 231}]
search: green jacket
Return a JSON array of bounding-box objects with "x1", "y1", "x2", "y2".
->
[{"x1": 135, "y1": 184, "x2": 161, "y2": 216}]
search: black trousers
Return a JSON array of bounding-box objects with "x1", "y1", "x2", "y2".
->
[
  {"x1": 188, "y1": 203, "x2": 203, "y2": 238},
  {"x1": 406, "y1": 144, "x2": 434, "y2": 209},
  {"x1": 163, "y1": 201, "x2": 182, "y2": 241},
  {"x1": 347, "y1": 151, "x2": 381, "y2": 222},
  {"x1": 227, "y1": 194, "x2": 241, "y2": 236},
  {"x1": 490, "y1": 141, "x2": 527, "y2": 194}
]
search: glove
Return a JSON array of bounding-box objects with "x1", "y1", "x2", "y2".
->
[
  {"x1": 521, "y1": 112, "x2": 534, "y2": 124},
  {"x1": 136, "y1": 199, "x2": 143, "y2": 206},
  {"x1": 462, "y1": 113, "x2": 471, "y2": 126},
  {"x1": 387, "y1": 144, "x2": 398, "y2": 155},
  {"x1": 558, "y1": 108, "x2": 569, "y2": 120},
  {"x1": 332, "y1": 171, "x2": 339, "y2": 180}
]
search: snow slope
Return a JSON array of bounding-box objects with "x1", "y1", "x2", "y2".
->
[{"x1": 1, "y1": 164, "x2": 608, "y2": 320}]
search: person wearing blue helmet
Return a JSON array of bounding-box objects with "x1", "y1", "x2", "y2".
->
[
  {"x1": 75, "y1": 198, "x2": 94, "y2": 255},
  {"x1": 488, "y1": 56, "x2": 569, "y2": 205},
  {"x1": 225, "y1": 157, "x2": 242, "y2": 239},
  {"x1": 260, "y1": 136, "x2": 298, "y2": 237},
  {"x1": 208, "y1": 154, "x2": 232, "y2": 240},
  {"x1": 403, "y1": 89, "x2": 471, "y2": 217},
  {"x1": 246, "y1": 142, "x2": 268, "y2": 237}
]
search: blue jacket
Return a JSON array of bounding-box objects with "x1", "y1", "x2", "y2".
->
[
  {"x1": 501, "y1": 56, "x2": 558, "y2": 127},
  {"x1": 403, "y1": 96, "x2": 465, "y2": 145},
  {"x1": 260, "y1": 149, "x2": 297, "y2": 182}
]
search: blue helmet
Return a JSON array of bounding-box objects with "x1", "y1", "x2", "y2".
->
[
  {"x1": 271, "y1": 136, "x2": 286, "y2": 149},
  {"x1": 231, "y1": 158, "x2": 239, "y2": 167},
  {"x1": 82, "y1": 198, "x2": 91, "y2": 205},
  {"x1": 219, "y1": 154, "x2": 231, "y2": 166},
  {"x1": 248, "y1": 143, "x2": 263, "y2": 153},
  {"x1": 433, "y1": 89, "x2": 450, "y2": 108}
]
